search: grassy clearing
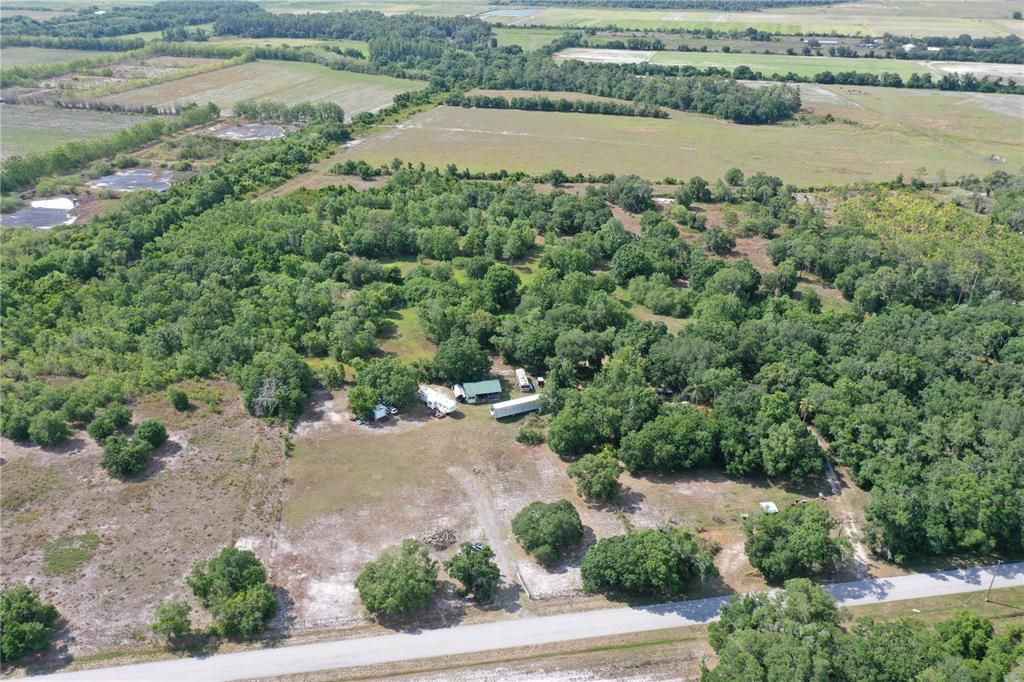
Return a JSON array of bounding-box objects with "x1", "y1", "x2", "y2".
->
[
  {"x1": 0, "y1": 46, "x2": 120, "y2": 67},
  {"x1": 378, "y1": 307, "x2": 437, "y2": 363},
  {"x1": 493, "y1": 27, "x2": 567, "y2": 51},
  {"x1": 336, "y1": 87, "x2": 1020, "y2": 186},
  {"x1": 556, "y1": 48, "x2": 1024, "y2": 81},
  {"x1": 0, "y1": 104, "x2": 148, "y2": 159},
  {"x1": 44, "y1": 533, "x2": 101, "y2": 576},
  {"x1": 97, "y1": 60, "x2": 425, "y2": 117},
  {"x1": 205, "y1": 36, "x2": 370, "y2": 56}
]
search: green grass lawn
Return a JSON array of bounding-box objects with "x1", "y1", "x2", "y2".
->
[
  {"x1": 97, "y1": 59, "x2": 425, "y2": 117},
  {"x1": 0, "y1": 104, "x2": 149, "y2": 159},
  {"x1": 378, "y1": 307, "x2": 437, "y2": 363}
]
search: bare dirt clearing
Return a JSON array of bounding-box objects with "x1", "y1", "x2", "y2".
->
[{"x1": 0, "y1": 382, "x2": 286, "y2": 656}]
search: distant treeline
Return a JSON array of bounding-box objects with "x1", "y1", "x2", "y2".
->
[
  {"x1": 1, "y1": 1, "x2": 260, "y2": 39},
  {"x1": 494, "y1": 0, "x2": 853, "y2": 8},
  {"x1": 214, "y1": 10, "x2": 491, "y2": 47},
  {"x1": 215, "y1": 11, "x2": 802, "y2": 124},
  {"x1": 0, "y1": 34, "x2": 145, "y2": 51},
  {"x1": 0, "y1": 104, "x2": 220, "y2": 192},
  {"x1": 234, "y1": 100, "x2": 346, "y2": 123},
  {"x1": 729, "y1": 64, "x2": 1024, "y2": 94},
  {"x1": 445, "y1": 92, "x2": 669, "y2": 117}
]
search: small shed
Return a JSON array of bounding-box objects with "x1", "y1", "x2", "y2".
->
[
  {"x1": 759, "y1": 501, "x2": 779, "y2": 514},
  {"x1": 371, "y1": 404, "x2": 389, "y2": 422},
  {"x1": 457, "y1": 379, "x2": 503, "y2": 404}
]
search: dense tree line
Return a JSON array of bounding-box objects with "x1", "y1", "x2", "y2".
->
[
  {"x1": 705, "y1": 579, "x2": 1024, "y2": 681},
  {"x1": 234, "y1": 100, "x2": 346, "y2": 124},
  {"x1": 1, "y1": 1, "x2": 260, "y2": 39},
  {"x1": 0, "y1": 34, "x2": 145, "y2": 51},
  {"x1": 0, "y1": 103, "x2": 220, "y2": 192},
  {"x1": 444, "y1": 92, "x2": 669, "y2": 118}
]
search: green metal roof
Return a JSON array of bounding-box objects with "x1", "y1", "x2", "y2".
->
[{"x1": 462, "y1": 379, "x2": 502, "y2": 397}]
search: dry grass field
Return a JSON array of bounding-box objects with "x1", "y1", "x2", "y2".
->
[
  {"x1": 97, "y1": 60, "x2": 425, "y2": 117},
  {"x1": 557, "y1": 47, "x2": 1024, "y2": 81},
  {"x1": 0, "y1": 46, "x2": 119, "y2": 67},
  {"x1": 330, "y1": 84, "x2": 1021, "y2": 186},
  {"x1": 0, "y1": 104, "x2": 148, "y2": 159}
]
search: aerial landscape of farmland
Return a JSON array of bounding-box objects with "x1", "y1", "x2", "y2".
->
[{"x1": 0, "y1": 0, "x2": 1022, "y2": 681}]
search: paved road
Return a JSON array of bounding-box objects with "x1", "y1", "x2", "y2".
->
[{"x1": 41, "y1": 562, "x2": 1024, "y2": 682}]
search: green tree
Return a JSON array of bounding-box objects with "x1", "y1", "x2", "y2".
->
[
  {"x1": 619, "y1": 406, "x2": 717, "y2": 473},
  {"x1": 209, "y1": 585, "x2": 277, "y2": 637},
  {"x1": 705, "y1": 579, "x2": 844, "y2": 682},
  {"x1": 356, "y1": 539, "x2": 438, "y2": 616},
  {"x1": 187, "y1": 547, "x2": 276, "y2": 637},
  {"x1": 701, "y1": 228, "x2": 736, "y2": 256},
  {"x1": 168, "y1": 387, "x2": 190, "y2": 411},
  {"x1": 0, "y1": 586, "x2": 59, "y2": 662},
  {"x1": 239, "y1": 347, "x2": 313, "y2": 424},
  {"x1": 483, "y1": 263, "x2": 522, "y2": 309},
  {"x1": 511, "y1": 500, "x2": 584, "y2": 566},
  {"x1": 100, "y1": 435, "x2": 152, "y2": 477},
  {"x1": 743, "y1": 503, "x2": 846, "y2": 583},
  {"x1": 86, "y1": 416, "x2": 116, "y2": 443},
  {"x1": 581, "y1": 528, "x2": 717, "y2": 597},
  {"x1": 356, "y1": 357, "x2": 418, "y2": 408},
  {"x1": 567, "y1": 448, "x2": 623, "y2": 502},
  {"x1": 347, "y1": 384, "x2": 378, "y2": 420},
  {"x1": 134, "y1": 419, "x2": 167, "y2": 449},
  {"x1": 605, "y1": 175, "x2": 654, "y2": 213},
  {"x1": 444, "y1": 543, "x2": 501, "y2": 603},
  {"x1": 27, "y1": 411, "x2": 69, "y2": 446},
  {"x1": 151, "y1": 600, "x2": 191, "y2": 642},
  {"x1": 433, "y1": 336, "x2": 491, "y2": 384}
]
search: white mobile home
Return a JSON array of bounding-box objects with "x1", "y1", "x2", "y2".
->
[
  {"x1": 490, "y1": 394, "x2": 541, "y2": 419},
  {"x1": 417, "y1": 385, "x2": 457, "y2": 416}
]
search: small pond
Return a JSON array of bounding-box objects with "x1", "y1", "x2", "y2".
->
[
  {"x1": 214, "y1": 124, "x2": 285, "y2": 141},
  {"x1": 89, "y1": 168, "x2": 172, "y2": 192},
  {"x1": 2, "y1": 197, "x2": 76, "y2": 229}
]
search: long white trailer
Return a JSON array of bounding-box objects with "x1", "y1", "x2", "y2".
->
[
  {"x1": 417, "y1": 385, "x2": 457, "y2": 415},
  {"x1": 490, "y1": 394, "x2": 541, "y2": 419}
]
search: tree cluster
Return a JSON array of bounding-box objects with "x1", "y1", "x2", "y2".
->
[
  {"x1": 187, "y1": 547, "x2": 277, "y2": 637},
  {"x1": 705, "y1": 579, "x2": 1024, "y2": 681}
]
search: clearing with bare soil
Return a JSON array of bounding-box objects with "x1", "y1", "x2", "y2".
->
[{"x1": 0, "y1": 381, "x2": 286, "y2": 656}]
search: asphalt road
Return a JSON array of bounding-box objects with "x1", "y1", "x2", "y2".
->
[{"x1": 40, "y1": 561, "x2": 1024, "y2": 682}]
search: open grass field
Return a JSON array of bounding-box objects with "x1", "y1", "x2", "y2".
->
[
  {"x1": 0, "y1": 46, "x2": 118, "y2": 67},
  {"x1": 97, "y1": 59, "x2": 425, "y2": 117},
  {"x1": 493, "y1": 27, "x2": 566, "y2": 51},
  {"x1": 332, "y1": 83, "x2": 1022, "y2": 186},
  {"x1": 558, "y1": 47, "x2": 1024, "y2": 81},
  {"x1": 481, "y1": 0, "x2": 1023, "y2": 37},
  {"x1": 206, "y1": 36, "x2": 369, "y2": 56},
  {"x1": 0, "y1": 104, "x2": 148, "y2": 159}
]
